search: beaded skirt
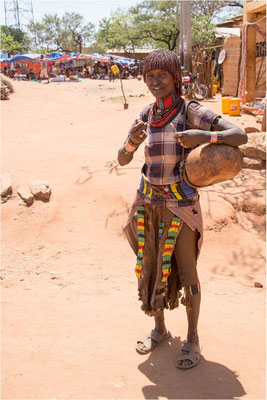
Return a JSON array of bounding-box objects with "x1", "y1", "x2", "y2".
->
[{"x1": 124, "y1": 202, "x2": 187, "y2": 316}]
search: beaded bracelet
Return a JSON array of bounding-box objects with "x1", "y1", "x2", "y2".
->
[
  {"x1": 122, "y1": 136, "x2": 139, "y2": 155},
  {"x1": 204, "y1": 131, "x2": 224, "y2": 144}
]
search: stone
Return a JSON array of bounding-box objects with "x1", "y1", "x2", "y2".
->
[
  {"x1": 254, "y1": 282, "x2": 263, "y2": 288},
  {"x1": 240, "y1": 131, "x2": 266, "y2": 162},
  {"x1": 244, "y1": 127, "x2": 260, "y2": 134},
  {"x1": 242, "y1": 157, "x2": 264, "y2": 169},
  {"x1": 1, "y1": 173, "x2": 12, "y2": 198},
  {"x1": 17, "y1": 186, "x2": 34, "y2": 206},
  {"x1": 30, "y1": 180, "x2": 51, "y2": 201},
  {"x1": 242, "y1": 146, "x2": 266, "y2": 160}
]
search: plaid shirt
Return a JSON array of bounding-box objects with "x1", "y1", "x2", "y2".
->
[{"x1": 128, "y1": 99, "x2": 220, "y2": 186}]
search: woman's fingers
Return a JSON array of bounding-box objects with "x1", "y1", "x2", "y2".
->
[
  {"x1": 176, "y1": 134, "x2": 189, "y2": 148},
  {"x1": 132, "y1": 121, "x2": 147, "y2": 134},
  {"x1": 175, "y1": 132, "x2": 183, "y2": 139}
]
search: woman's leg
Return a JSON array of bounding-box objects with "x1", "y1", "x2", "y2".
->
[
  {"x1": 173, "y1": 222, "x2": 201, "y2": 367},
  {"x1": 154, "y1": 309, "x2": 167, "y2": 335}
]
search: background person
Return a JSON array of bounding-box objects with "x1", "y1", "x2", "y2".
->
[{"x1": 39, "y1": 55, "x2": 49, "y2": 83}]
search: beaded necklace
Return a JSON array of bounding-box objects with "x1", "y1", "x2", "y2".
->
[{"x1": 150, "y1": 91, "x2": 182, "y2": 128}]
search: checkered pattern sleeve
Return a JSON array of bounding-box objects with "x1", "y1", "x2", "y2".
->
[{"x1": 187, "y1": 102, "x2": 221, "y2": 131}]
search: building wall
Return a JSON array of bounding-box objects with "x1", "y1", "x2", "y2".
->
[
  {"x1": 222, "y1": 36, "x2": 241, "y2": 97},
  {"x1": 256, "y1": 57, "x2": 266, "y2": 97},
  {"x1": 255, "y1": 15, "x2": 266, "y2": 98}
]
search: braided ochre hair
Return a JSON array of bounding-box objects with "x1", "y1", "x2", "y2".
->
[{"x1": 143, "y1": 49, "x2": 182, "y2": 96}]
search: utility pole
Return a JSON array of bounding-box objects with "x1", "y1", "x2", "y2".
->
[{"x1": 180, "y1": 0, "x2": 192, "y2": 72}]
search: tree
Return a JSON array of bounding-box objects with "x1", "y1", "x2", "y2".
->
[
  {"x1": 0, "y1": 25, "x2": 30, "y2": 52},
  {"x1": 129, "y1": 0, "x2": 180, "y2": 51},
  {"x1": 27, "y1": 21, "x2": 48, "y2": 52},
  {"x1": 97, "y1": 9, "x2": 146, "y2": 55},
  {"x1": 27, "y1": 12, "x2": 95, "y2": 52},
  {"x1": 61, "y1": 13, "x2": 95, "y2": 53},
  {"x1": 96, "y1": 0, "x2": 243, "y2": 53},
  {"x1": 192, "y1": 15, "x2": 216, "y2": 48},
  {"x1": 191, "y1": 0, "x2": 243, "y2": 19},
  {"x1": 97, "y1": 1, "x2": 179, "y2": 53},
  {"x1": 0, "y1": 32, "x2": 23, "y2": 54}
]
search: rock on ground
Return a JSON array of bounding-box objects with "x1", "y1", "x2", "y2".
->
[
  {"x1": 30, "y1": 181, "x2": 51, "y2": 201},
  {"x1": 17, "y1": 186, "x2": 34, "y2": 206},
  {"x1": 1, "y1": 173, "x2": 13, "y2": 198}
]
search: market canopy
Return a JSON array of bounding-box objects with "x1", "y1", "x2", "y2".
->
[
  {"x1": 45, "y1": 52, "x2": 64, "y2": 61},
  {"x1": 4, "y1": 52, "x2": 138, "y2": 66},
  {"x1": 52, "y1": 54, "x2": 74, "y2": 63},
  {"x1": 0, "y1": 52, "x2": 9, "y2": 59},
  {"x1": 9, "y1": 53, "x2": 41, "y2": 62}
]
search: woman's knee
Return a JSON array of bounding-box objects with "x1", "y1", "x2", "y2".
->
[{"x1": 174, "y1": 223, "x2": 199, "y2": 287}]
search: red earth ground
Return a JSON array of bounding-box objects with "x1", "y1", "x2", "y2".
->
[{"x1": 1, "y1": 78, "x2": 266, "y2": 399}]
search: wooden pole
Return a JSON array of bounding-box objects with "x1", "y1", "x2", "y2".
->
[
  {"x1": 119, "y1": 73, "x2": 128, "y2": 109},
  {"x1": 179, "y1": 0, "x2": 184, "y2": 66},
  {"x1": 182, "y1": 0, "x2": 192, "y2": 73}
]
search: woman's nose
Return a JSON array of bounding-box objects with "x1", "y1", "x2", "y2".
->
[{"x1": 151, "y1": 76, "x2": 160, "y2": 85}]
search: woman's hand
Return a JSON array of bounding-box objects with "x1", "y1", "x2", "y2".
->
[
  {"x1": 130, "y1": 120, "x2": 148, "y2": 144},
  {"x1": 174, "y1": 129, "x2": 205, "y2": 148}
]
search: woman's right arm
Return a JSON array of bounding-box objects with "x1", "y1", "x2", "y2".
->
[{"x1": 117, "y1": 120, "x2": 147, "y2": 166}]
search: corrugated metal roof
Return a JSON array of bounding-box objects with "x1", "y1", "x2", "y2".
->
[{"x1": 215, "y1": 27, "x2": 240, "y2": 37}]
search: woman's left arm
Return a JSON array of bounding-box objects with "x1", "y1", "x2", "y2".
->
[{"x1": 175, "y1": 118, "x2": 248, "y2": 148}]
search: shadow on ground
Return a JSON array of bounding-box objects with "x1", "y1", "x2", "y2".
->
[{"x1": 138, "y1": 335, "x2": 246, "y2": 399}]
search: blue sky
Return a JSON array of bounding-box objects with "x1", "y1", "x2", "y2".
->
[{"x1": 1, "y1": 0, "x2": 140, "y2": 29}]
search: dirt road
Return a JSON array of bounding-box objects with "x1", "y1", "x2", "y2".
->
[{"x1": 1, "y1": 78, "x2": 266, "y2": 399}]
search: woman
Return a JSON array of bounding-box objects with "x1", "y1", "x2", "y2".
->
[{"x1": 117, "y1": 49, "x2": 247, "y2": 369}]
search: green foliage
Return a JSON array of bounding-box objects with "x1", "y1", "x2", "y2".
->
[
  {"x1": 3, "y1": 1, "x2": 243, "y2": 54},
  {"x1": 191, "y1": 0, "x2": 243, "y2": 20},
  {"x1": 0, "y1": 31, "x2": 23, "y2": 54},
  {"x1": 27, "y1": 12, "x2": 95, "y2": 52},
  {"x1": 83, "y1": 42, "x2": 107, "y2": 54},
  {"x1": 127, "y1": 0, "x2": 180, "y2": 51},
  {"x1": 97, "y1": 9, "x2": 144, "y2": 54},
  {"x1": 1, "y1": 25, "x2": 30, "y2": 48},
  {"x1": 96, "y1": 0, "x2": 243, "y2": 53},
  {"x1": 97, "y1": 1, "x2": 179, "y2": 53},
  {"x1": 192, "y1": 15, "x2": 216, "y2": 48},
  {"x1": 0, "y1": 25, "x2": 30, "y2": 53}
]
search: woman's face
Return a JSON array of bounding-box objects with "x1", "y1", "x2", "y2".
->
[{"x1": 145, "y1": 69, "x2": 176, "y2": 99}]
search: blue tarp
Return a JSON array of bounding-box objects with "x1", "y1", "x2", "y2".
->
[
  {"x1": 45, "y1": 52, "x2": 64, "y2": 61},
  {"x1": 5, "y1": 52, "x2": 138, "y2": 66},
  {"x1": 0, "y1": 53, "x2": 10, "y2": 59},
  {"x1": 89, "y1": 52, "x2": 136, "y2": 66},
  {"x1": 9, "y1": 53, "x2": 40, "y2": 62}
]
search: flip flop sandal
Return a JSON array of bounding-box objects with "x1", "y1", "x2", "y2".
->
[
  {"x1": 136, "y1": 329, "x2": 171, "y2": 355},
  {"x1": 176, "y1": 341, "x2": 201, "y2": 369}
]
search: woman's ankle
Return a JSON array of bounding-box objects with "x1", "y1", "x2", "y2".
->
[{"x1": 187, "y1": 331, "x2": 199, "y2": 344}]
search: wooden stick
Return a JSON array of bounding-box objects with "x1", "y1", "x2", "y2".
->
[{"x1": 119, "y1": 73, "x2": 127, "y2": 104}]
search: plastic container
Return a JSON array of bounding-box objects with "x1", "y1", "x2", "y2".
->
[
  {"x1": 229, "y1": 98, "x2": 240, "y2": 116},
  {"x1": 222, "y1": 96, "x2": 233, "y2": 114},
  {"x1": 111, "y1": 64, "x2": 120, "y2": 75}
]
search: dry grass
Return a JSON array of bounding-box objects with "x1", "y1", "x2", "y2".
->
[{"x1": 0, "y1": 74, "x2": 15, "y2": 93}]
